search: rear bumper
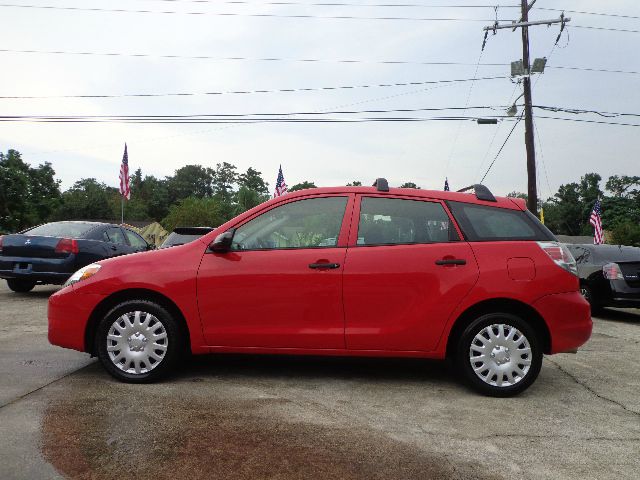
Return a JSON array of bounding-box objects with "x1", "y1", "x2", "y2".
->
[
  {"x1": 48, "y1": 286, "x2": 105, "y2": 352},
  {"x1": 0, "y1": 255, "x2": 76, "y2": 284},
  {"x1": 533, "y1": 291, "x2": 593, "y2": 354},
  {"x1": 608, "y1": 280, "x2": 640, "y2": 307}
]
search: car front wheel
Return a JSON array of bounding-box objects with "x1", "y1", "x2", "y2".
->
[
  {"x1": 456, "y1": 313, "x2": 542, "y2": 397},
  {"x1": 7, "y1": 279, "x2": 36, "y2": 293},
  {"x1": 95, "y1": 300, "x2": 182, "y2": 383}
]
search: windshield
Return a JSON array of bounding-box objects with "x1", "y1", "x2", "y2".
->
[{"x1": 23, "y1": 222, "x2": 97, "y2": 238}]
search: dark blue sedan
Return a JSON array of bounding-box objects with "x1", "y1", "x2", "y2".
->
[{"x1": 0, "y1": 221, "x2": 153, "y2": 292}]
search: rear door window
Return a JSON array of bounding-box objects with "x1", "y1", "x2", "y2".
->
[
  {"x1": 447, "y1": 201, "x2": 555, "y2": 241},
  {"x1": 357, "y1": 197, "x2": 457, "y2": 246},
  {"x1": 105, "y1": 227, "x2": 127, "y2": 245}
]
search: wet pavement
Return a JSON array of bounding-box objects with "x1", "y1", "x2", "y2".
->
[{"x1": 1, "y1": 282, "x2": 639, "y2": 479}]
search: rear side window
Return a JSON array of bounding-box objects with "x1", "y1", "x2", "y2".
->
[
  {"x1": 358, "y1": 197, "x2": 457, "y2": 246},
  {"x1": 24, "y1": 222, "x2": 96, "y2": 238},
  {"x1": 124, "y1": 229, "x2": 148, "y2": 249},
  {"x1": 104, "y1": 227, "x2": 127, "y2": 245},
  {"x1": 448, "y1": 201, "x2": 555, "y2": 242}
]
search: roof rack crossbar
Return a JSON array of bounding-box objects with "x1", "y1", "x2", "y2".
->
[{"x1": 455, "y1": 184, "x2": 497, "y2": 202}]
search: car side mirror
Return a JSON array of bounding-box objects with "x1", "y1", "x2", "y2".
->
[{"x1": 209, "y1": 229, "x2": 235, "y2": 253}]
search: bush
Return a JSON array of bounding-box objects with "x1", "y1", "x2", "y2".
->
[
  {"x1": 609, "y1": 221, "x2": 640, "y2": 247},
  {"x1": 161, "y1": 197, "x2": 223, "y2": 232}
]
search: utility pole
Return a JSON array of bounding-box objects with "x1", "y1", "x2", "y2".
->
[
  {"x1": 482, "y1": 1, "x2": 569, "y2": 214},
  {"x1": 521, "y1": 0, "x2": 537, "y2": 214}
]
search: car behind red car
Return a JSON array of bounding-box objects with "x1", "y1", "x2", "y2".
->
[{"x1": 48, "y1": 180, "x2": 592, "y2": 396}]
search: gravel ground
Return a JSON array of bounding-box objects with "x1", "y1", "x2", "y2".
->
[{"x1": 0, "y1": 281, "x2": 638, "y2": 480}]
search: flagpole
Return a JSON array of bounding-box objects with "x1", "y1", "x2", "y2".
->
[{"x1": 121, "y1": 195, "x2": 124, "y2": 224}]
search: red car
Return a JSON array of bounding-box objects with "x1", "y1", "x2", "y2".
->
[{"x1": 48, "y1": 180, "x2": 592, "y2": 396}]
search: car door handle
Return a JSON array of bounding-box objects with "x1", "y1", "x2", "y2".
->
[
  {"x1": 435, "y1": 259, "x2": 466, "y2": 266},
  {"x1": 110, "y1": 245, "x2": 117, "y2": 251},
  {"x1": 309, "y1": 263, "x2": 340, "y2": 269}
]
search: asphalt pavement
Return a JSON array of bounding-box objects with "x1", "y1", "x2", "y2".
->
[{"x1": 0, "y1": 281, "x2": 638, "y2": 480}]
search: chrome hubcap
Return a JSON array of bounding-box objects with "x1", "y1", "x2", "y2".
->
[
  {"x1": 469, "y1": 323, "x2": 532, "y2": 388},
  {"x1": 106, "y1": 311, "x2": 168, "y2": 375}
]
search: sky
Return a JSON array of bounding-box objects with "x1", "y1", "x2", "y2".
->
[{"x1": 0, "y1": 0, "x2": 638, "y2": 199}]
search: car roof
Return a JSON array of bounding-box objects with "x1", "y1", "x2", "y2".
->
[{"x1": 278, "y1": 186, "x2": 525, "y2": 211}]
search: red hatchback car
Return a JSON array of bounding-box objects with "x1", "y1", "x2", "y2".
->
[{"x1": 48, "y1": 180, "x2": 592, "y2": 396}]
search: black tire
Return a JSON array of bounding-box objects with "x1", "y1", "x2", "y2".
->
[
  {"x1": 580, "y1": 285, "x2": 602, "y2": 315},
  {"x1": 6, "y1": 279, "x2": 36, "y2": 293},
  {"x1": 95, "y1": 300, "x2": 182, "y2": 383},
  {"x1": 455, "y1": 313, "x2": 543, "y2": 397}
]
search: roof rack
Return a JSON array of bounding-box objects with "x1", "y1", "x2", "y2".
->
[
  {"x1": 456, "y1": 184, "x2": 497, "y2": 202},
  {"x1": 372, "y1": 178, "x2": 389, "y2": 192}
]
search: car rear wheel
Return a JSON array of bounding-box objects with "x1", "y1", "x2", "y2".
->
[
  {"x1": 95, "y1": 300, "x2": 182, "y2": 383},
  {"x1": 456, "y1": 313, "x2": 542, "y2": 397},
  {"x1": 580, "y1": 285, "x2": 601, "y2": 314},
  {"x1": 6, "y1": 279, "x2": 36, "y2": 293}
]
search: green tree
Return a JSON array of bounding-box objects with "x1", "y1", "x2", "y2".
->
[
  {"x1": 238, "y1": 167, "x2": 269, "y2": 195},
  {"x1": 0, "y1": 150, "x2": 30, "y2": 231},
  {"x1": 212, "y1": 162, "x2": 238, "y2": 205},
  {"x1": 55, "y1": 178, "x2": 114, "y2": 221},
  {"x1": 605, "y1": 175, "x2": 640, "y2": 199},
  {"x1": 138, "y1": 175, "x2": 170, "y2": 220},
  {"x1": 507, "y1": 191, "x2": 527, "y2": 199},
  {"x1": 161, "y1": 197, "x2": 223, "y2": 232},
  {"x1": 609, "y1": 221, "x2": 640, "y2": 247},
  {"x1": 400, "y1": 182, "x2": 420, "y2": 189},
  {"x1": 167, "y1": 165, "x2": 214, "y2": 203},
  {"x1": 346, "y1": 181, "x2": 362, "y2": 186},
  {"x1": 543, "y1": 183, "x2": 582, "y2": 235},
  {"x1": 0, "y1": 150, "x2": 61, "y2": 232},
  {"x1": 289, "y1": 181, "x2": 317, "y2": 192},
  {"x1": 234, "y1": 186, "x2": 268, "y2": 215}
]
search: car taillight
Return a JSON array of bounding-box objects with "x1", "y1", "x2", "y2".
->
[
  {"x1": 603, "y1": 263, "x2": 624, "y2": 280},
  {"x1": 537, "y1": 241, "x2": 578, "y2": 276},
  {"x1": 55, "y1": 238, "x2": 79, "y2": 255}
]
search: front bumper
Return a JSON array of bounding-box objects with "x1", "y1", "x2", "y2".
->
[
  {"x1": 48, "y1": 286, "x2": 105, "y2": 352},
  {"x1": 533, "y1": 291, "x2": 592, "y2": 354}
]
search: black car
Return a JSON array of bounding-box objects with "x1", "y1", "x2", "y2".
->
[
  {"x1": 0, "y1": 221, "x2": 153, "y2": 292},
  {"x1": 160, "y1": 227, "x2": 214, "y2": 248},
  {"x1": 565, "y1": 243, "x2": 640, "y2": 310}
]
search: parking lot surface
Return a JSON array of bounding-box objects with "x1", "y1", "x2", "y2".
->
[{"x1": 0, "y1": 282, "x2": 638, "y2": 480}]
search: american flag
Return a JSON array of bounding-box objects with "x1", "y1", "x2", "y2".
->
[
  {"x1": 273, "y1": 165, "x2": 288, "y2": 197},
  {"x1": 119, "y1": 143, "x2": 130, "y2": 200},
  {"x1": 590, "y1": 199, "x2": 604, "y2": 244},
  {"x1": 444, "y1": 178, "x2": 450, "y2": 191}
]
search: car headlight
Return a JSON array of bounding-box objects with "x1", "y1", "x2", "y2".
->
[{"x1": 65, "y1": 264, "x2": 101, "y2": 287}]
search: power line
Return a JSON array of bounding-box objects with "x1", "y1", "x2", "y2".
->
[
  {"x1": 2, "y1": 47, "x2": 637, "y2": 77},
  {"x1": 0, "y1": 105, "x2": 511, "y2": 120},
  {"x1": 480, "y1": 113, "x2": 523, "y2": 183},
  {"x1": 533, "y1": 105, "x2": 640, "y2": 118},
  {"x1": 134, "y1": 0, "x2": 522, "y2": 8},
  {"x1": 572, "y1": 25, "x2": 640, "y2": 34},
  {"x1": 0, "y1": 75, "x2": 508, "y2": 100},
  {"x1": 537, "y1": 8, "x2": 640, "y2": 21},
  {"x1": 0, "y1": 3, "x2": 517, "y2": 21},
  {"x1": 0, "y1": 115, "x2": 517, "y2": 124},
  {"x1": 0, "y1": 47, "x2": 509, "y2": 66},
  {"x1": 535, "y1": 115, "x2": 640, "y2": 128}
]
